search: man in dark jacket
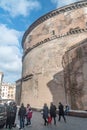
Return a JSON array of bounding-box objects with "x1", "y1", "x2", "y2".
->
[
  {"x1": 18, "y1": 103, "x2": 26, "y2": 129},
  {"x1": 50, "y1": 102, "x2": 56, "y2": 125},
  {"x1": 58, "y1": 102, "x2": 66, "y2": 122},
  {"x1": 11, "y1": 102, "x2": 17, "y2": 127},
  {"x1": 6, "y1": 103, "x2": 14, "y2": 129}
]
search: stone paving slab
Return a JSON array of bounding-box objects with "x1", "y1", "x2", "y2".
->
[{"x1": 2, "y1": 111, "x2": 87, "y2": 130}]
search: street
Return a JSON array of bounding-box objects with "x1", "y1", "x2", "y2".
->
[{"x1": 2, "y1": 111, "x2": 87, "y2": 130}]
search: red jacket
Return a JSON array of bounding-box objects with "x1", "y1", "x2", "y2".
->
[{"x1": 28, "y1": 110, "x2": 32, "y2": 118}]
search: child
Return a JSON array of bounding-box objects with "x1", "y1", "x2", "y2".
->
[
  {"x1": 47, "y1": 114, "x2": 52, "y2": 125},
  {"x1": 27, "y1": 108, "x2": 33, "y2": 126}
]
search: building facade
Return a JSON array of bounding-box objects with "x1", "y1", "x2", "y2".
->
[
  {"x1": 1, "y1": 82, "x2": 16, "y2": 102},
  {"x1": 17, "y1": 0, "x2": 87, "y2": 110}
]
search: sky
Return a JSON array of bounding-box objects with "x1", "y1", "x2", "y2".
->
[{"x1": 0, "y1": 0, "x2": 82, "y2": 83}]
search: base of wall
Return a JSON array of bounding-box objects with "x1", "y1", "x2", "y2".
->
[
  {"x1": 32, "y1": 108, "x2": 87, "y2": 118},
  {"x1": 68, "y1": 110, "x2": 87, "y2": 118}
]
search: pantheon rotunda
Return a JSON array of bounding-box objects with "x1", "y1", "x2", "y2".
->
[{"x1": 16, "y1": 0, "x2": 87, "y2": 110}]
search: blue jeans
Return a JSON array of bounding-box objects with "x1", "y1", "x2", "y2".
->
[{"x1": 20, "y1": 117, "x2": 25, "y2": 129}]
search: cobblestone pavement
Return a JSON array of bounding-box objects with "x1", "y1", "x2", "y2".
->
[{"x1": 2, "y1": 111, "x2": 87, "y2": 130}]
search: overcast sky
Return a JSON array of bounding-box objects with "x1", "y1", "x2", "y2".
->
[{"x1": 0, "y1": 0, "x2": 82, "y2": 83}]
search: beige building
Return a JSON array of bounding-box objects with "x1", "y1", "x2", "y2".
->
[
  {"x1": 16, "y1": 0, "x2": 87, "y2": 110},
  {"x1": 1, "y1": 82, "x2": 16, "y2": 101}
]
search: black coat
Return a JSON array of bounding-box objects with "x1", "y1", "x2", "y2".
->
[
  {"x1": 18, "y1": 106, "x2": 26, "y2": 118},
  {"x1": 58, "y1": 104, "x2": 64, "y2": 115},
  {"x1": 50, "y1": 105, "x2": 56, "y2": 117},
  {"x1": 43, "y1": 106, "x2": 49, "y2": 119}
]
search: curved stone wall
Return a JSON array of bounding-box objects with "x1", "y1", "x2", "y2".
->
[
  {"x1": 62, "y1": 39, "x2": 87, "y2": 110},
  {"x1": 22, "y1": 0, "x2": 87, "y2": 52},
  {"x1": 21, "y1": 0, "x2": 87, "y2": 109}
]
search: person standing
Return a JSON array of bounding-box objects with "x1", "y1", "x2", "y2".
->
[
  {"x1": 18, "y1": 103, "x2": 26, "y2": 130},
  {"x1": 65, "y1": 104, "x2": 70, "y2": 115},
  {"x1": 42, "y1": 103, "x2": 49, "y2": 126},
  {"x1": 50, "y1": 102, "x2": 56, "y2": 125},
  {"x1": 25, "y1": 104, "x2": 30, "y2": 125},
  {"x1": 12, "y1": 102, "x2": 17, "y2": 127},
  {"x1": 6, "y1": 103, "x2": 14, "y2": 129},
  {"x1": 47, "y1": 113, "x2": 52, "y2": 125},
  {"x1": 27, "y1": 107, "x2": 33, "y2": 126},
  {"x1": 58, "y1": 102, "x2": 66, "y2": 122}
]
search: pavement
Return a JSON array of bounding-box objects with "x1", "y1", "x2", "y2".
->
[{"x1": 2, "y1": 111, "x2": 87, "y2": 130}]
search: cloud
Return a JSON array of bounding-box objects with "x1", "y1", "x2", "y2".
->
[
  {"x1": 0, "y1": 0, "x2": 41, "y2": 17},
  {"x1": 51, "y1": 0, "x2": 82, "y2": 7},
  {"x1": 0, "y1": 24, "x2": 22, "y2": 83},
  {"x1": 0, "y1": 24, "x2": 20, "y2": 46}
]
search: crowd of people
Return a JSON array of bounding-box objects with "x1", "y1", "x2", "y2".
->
[
  {"x1": 5, "y1": 102, "x2": 17, "y2": 129},
  {"x1": 4, "y1": 102, "x2": 33, "y2": 130},
  {"x1": 18, "y1": 103, "x2": 32, "y2": 130},
  {"x1": 4, "y1": 101, "x2": 69, "y2": 130},
  {"x1": 18, "y1": 102, "x2": 69, "y2": 129},
  {"x1": 42, "y1": 102, "x2": 68, "y2": 126}
]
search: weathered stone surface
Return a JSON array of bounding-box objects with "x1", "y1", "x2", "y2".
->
[
  {"x1": 63, "y1": 39, "x2": 87, "y2": 110},
  {"x1": 17, "y1": 0, "x2": 87, "y2": 110}
]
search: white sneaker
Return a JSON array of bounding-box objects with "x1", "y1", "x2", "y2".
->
[
  {"x1": 28, "y1": 124, "x2": 32, "y2": 127},
  {"x1": 17, "y1": 124, "x2": 20, "y2": 128}
]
